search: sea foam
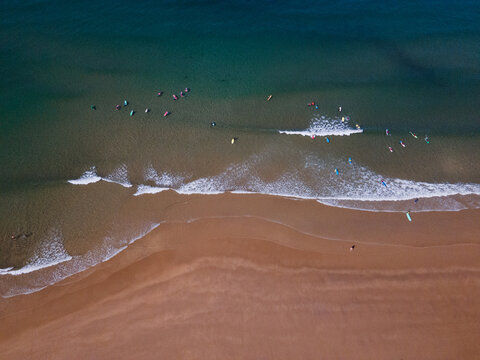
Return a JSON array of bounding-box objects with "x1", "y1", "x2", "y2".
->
[
  {"x1": 0, "y1": 229, "x2": 72, "y2": 276},
  {"x1": 68, "y1": 166, "x2": 102, "y2": 185},
  {"x1": 278, "y1": 115, "x2": 363, "y2": 137},
  {"x1": 1, "y1": 223, "x2": 161, "y2": 297},
  {"x1": 68, "y1": 165, "x2": 132, "y2": 188},
  {"x1": 135, "y1": 155, "x2": 480, "y2": 212}
]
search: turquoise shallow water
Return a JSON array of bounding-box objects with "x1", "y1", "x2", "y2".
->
[{"x1": 1, "y1": 0, "x2": 479, "y2": 294}]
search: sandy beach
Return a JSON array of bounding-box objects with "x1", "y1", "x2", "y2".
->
[{"x1": 1, "y1": 193, "x2": 479, "y2": 359}]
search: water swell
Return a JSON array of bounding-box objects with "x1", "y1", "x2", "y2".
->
[{"x1": 130, "y1": 154, "x2": 480, "y2": 212}]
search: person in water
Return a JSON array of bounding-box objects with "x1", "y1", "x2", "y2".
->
[{"x1": 210, "y1": 122, "x2": 216, "y2": 127}]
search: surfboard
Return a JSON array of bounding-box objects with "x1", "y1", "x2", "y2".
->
[{"x1": 406, "y1": 212, "x2": 412, "y2": 221}]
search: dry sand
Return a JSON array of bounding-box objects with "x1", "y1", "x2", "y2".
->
[{"x1": 1, "y1": 194, "x2": 480, "y2": 359}]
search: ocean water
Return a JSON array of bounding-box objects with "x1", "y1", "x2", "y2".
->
[{"x1": 1, "y1": 0, "x2": 480, "y2": 295}]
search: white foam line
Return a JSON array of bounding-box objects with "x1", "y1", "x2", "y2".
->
[
  {"x1": 68, "y1": 175, "x2": 101, "y2": 185},
  {"x1": 132, "y1": 183, "x2": 480, "y2": 208},
  {"x1": 0, "y1": 255, "x2": 73, "y2": 276},
  {"x1": 102, "y1": 245, "x2": 128, "y2": 263},
  {"x1": 278, "y1": 129, "x2": 363, "y2": 137},
  {"x1": 134, "y1": 185, "x2": 170, "y2": 196},
  {"x1": 0, "y1": 267, "x2": 14, "y2": 274},
  {"x1": 102, "y1": 177, "x2": 133, "y2": 188},
  {"x1": 69, "y1": 166, "x2": 133, "y2": 188},
  {"x1": 129, "y1": 223, "x2": 161, "y2": 244},
  {"x1": 1, "y1": 222, "x2": 163, "y2": 298}
]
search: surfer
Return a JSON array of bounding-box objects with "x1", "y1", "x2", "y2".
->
[
  {"x1": 172, "y1": 94, "x2": 178, "y2": 100},
  {"x1": 348, "y1": 157, "x2": 352, "y2": 164},
  {"x1": 386, "y1": 129, "x2": 391, "y2": 136},
  {"x1": 311, "y1": 135, "x2": 316, "y2": 139},
  {"x1": 399, "y1": 140, "x2": 406, "y2": 147},
  {"x1": 157, "y1": 91, "x2": 163, "y2": 97},
  {"x1": 130, "y1": 110, "x2": 135, "y2": 116},
  {"x1": 115, "y1": 105, "x2": 121, "y2": 111},
  {"x1": 164, "y1": 111, "x2": 170, "y2": 117},
  {"x1": 425, "y1": 135, "x2": 430, "y2": 144},
  {"x1": 341, "y1": 116, "x2": 345, "y2": 122},
  {"x1": 338, "y1": 106, "x2": 342, "y2": 112},
  {"x1": 180, "y1": 91, "x2": 185, "y2": 97},
  {"x1": 145, "y1": 108, "x2": 150, "y2": 113},
  {"x1": 90, "y1": 105, "x2": 96, "y2": 110},
  {"x1": 381, "y1": 180, "x2": 387, "y2": 187},
  {"x1": 334, "y1": 168, "x2": 339, "y2": 175},
  {"x1": 231, "y1": 137, "x2": 238, "y2": 144},
  {"x1": 388, "y1": 147, "x2": 393, "y2": 152},
  {"x1": 326, "y1": 137, "x2": 330, "y2": 143},
  {"x1": 184, "y1": 87, "x2": 190, "y2": 92},
  {"x1": 267, "y1": 95, "x2": 272, "y2": 101},
  {"x1": 210, "y1": 122, "x2": 216, "y2": 127},
  {"x1": 124, "y1": 100, "x2": 128, "y2": 106},
  {"x1": 409, "y1": 131, "x2": 418, "y2": 138}
]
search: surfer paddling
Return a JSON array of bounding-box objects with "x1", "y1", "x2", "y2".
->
[{"x1": 267, "y1": 95, "x2": 272, "y2": 101}]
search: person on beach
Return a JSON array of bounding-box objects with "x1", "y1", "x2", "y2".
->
[{"x1": 350, "y1": 245, "x2": 355, "y2": 251}]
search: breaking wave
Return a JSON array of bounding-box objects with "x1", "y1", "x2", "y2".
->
[
  {"x1": 68, "y1": 166, "x2": 132, "y2": 188},
  {"x1": 278, "y1": 115, "x2": 363, "y2": 137},
  {"x1": 0, "y1": 223, "x2": 161, "y2": 298}
]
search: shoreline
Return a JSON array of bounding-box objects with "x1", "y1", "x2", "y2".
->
[
  {"x1": 1, "y1": 193, "x2": 480, "y2": 359},
  {"x1": 1, "y1": 191, "x2": 480, "y2": 295}
]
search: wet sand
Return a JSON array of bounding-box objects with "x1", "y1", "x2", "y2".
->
[{"x1": 1, "y1": 194, "x2": 480, "y2": 360}]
